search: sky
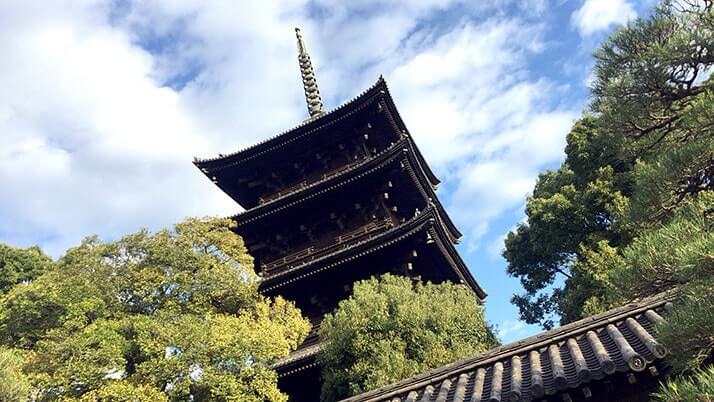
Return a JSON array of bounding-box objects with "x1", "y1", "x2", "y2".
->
[{"x1": 0, "y1": 0, "x2": 655, "y2": 343}]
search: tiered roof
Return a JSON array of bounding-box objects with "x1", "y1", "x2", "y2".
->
[
  {"x1": 193, "y1": 77, "x2": 439, "y2": 208},
  {"x1": 194, "y1": 76, "x2": 483, "y2": 298},
  {"x1": 231, "y1": 135, "x2": 461, "y2": 241},
  {"x1": 342, "y1": 291, "x2": 675, "y2": 402}
]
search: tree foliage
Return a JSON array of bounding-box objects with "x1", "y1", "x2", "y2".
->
[
  {"x1": 504, "y1": 0, "x2": 713, "y2": 396},
  {"x1": 0, "y1": 217, "x2": 310, "y2": 401},
  {"x1": 503, "y1": 116, "x2": 631, "y2": 328},
  {"x1": 653, "y1": 365, "x2": 714, "y2": 402},
  {"x1": 317, "y1": 274, "x2": 497, "y2": 402},
  {"x1": 0, "y1": 346, "x2": 31, "y2": 402},
  {"x1": 0, "y1": 243, "x2": 53, "y2": 296},
  {"x1": 504, "y1": 0, "x2": 714, "y2": 330}
]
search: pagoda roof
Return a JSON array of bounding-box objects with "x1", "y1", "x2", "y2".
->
[
  {"x1": 342, "y1": 290, "x2": 676, "y2": 402},
  {"x1": 193, "y1": 77, "x2": 440, "y2": 208},
  {"x1": 259, "y1": 205, "x2": 486, "y2": 300},
  {"x1": 233, "y1": 136, "x2": 462, "y2": 241},
  {"x1": 275, "y1": 343, "x2": 321, "y2": 377}
]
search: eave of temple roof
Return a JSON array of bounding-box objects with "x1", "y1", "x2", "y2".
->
[
  {"x1": 341, "y1": 290, "x2": 676, "y2": 402},
  {"x1": 232, "y1": 136, "x2": 462, "y2": 241},
  {"x1": 274, "y1": 343, "x2": 321, "y2": 377},
  {"x1": 425, "y1": 216, "x2": 481, "y2": 300},
  {"x1": 193, "y1": 77, "x2": 440, "y2": 199},
  {"x1": 259, "y1": 205, "x2": 486, "y2": 299}
]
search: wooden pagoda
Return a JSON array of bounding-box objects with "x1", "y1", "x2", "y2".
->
[{"x1": 194, "y1": 28, "x2": 486, "y2": 401}]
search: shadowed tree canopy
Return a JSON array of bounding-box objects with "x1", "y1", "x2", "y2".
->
[
  {"x1": 317, "y1": 274, "x2": 498, "y2": 402},
  {"x1": 0, "y1": 217, "x2": 310, "y2": 401}
]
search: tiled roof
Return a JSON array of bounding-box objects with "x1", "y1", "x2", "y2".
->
[
  {"x1": 232, "y1": 136, "x2": 461, "y2": 241},
  {"x1": 342, "y1": 291, "x2": 675, "y2": 402},
  {"x1": 193, "y1": 77, "x2": 441, "y2": 209}
]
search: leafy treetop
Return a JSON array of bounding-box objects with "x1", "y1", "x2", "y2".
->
[
  {"x1": 0, "y1": 217, "x2": 310, "y2": 402},
  {"x1": 318, "y1": 274, "x2": 498, "y2": 402}
]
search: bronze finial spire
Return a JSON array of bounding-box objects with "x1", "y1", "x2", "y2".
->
[{"x1": 295, "y1": 27, "x2": 324, "y2": 119}]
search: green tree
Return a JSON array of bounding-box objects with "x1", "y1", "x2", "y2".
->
[
  {"x1": 0, "y1": 243, "x2": 53, "y2": 296},
  {"x1": 0, "y1": 217, "x2": 310, "y2": 401},
  {"x1": 503, "y1": 116, "x2": 631, "y2": 328},
  {"x1": 593, "y1": 0, "x2": 714, "y2": 223},
  {"x1": 505, "y1": 0, "x2": 713, "y2": 397},
  {"x1": 653, "y1": 365, "x2": 714, "y2": 402},
  {"x1": 0, "y1": 346, "x2": 31, "y2": 402},
  {"x1": 589, "y1": 1, "x2": 714, "y2": 390},
  {"x1": 504, "y1": 0, "x2": 714, "y2": 330},
  {"x1": 318, "y1": 274, "x2": 497, "y2": 401}
]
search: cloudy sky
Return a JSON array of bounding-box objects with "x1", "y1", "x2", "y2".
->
[{"x1": 0, "y1": 0, "x2": 651, "y2": 342}]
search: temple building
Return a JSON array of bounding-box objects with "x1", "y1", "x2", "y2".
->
[
  {"x1": 194, "y1": 29, "x2": 672, "y2": 401},
  {"x1": 194, "y1": 28, "x2": 485, "y2": 401}
]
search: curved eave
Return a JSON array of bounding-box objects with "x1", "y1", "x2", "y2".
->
[
  {"x1": 259, "y1": 206, "x2": 439, "y2": 292},
  {"x1": 427, "y1": 215, "x2": 486, "y2": 299},
  {"x1": 194, "y1": 77, "x2": 389, "y2": 171},
  {"x1": 231, "y1": 138, "x2": 461, "y2": 242},
  {"x1": 273, "y1": 344, "x2": 321, "y2": 377},
  {"x1": 400, "y1": 141, "x2": 462, "y2": 240},
  {"x1": 377, "y1": 79, "x2": 441, "y2": 187}
]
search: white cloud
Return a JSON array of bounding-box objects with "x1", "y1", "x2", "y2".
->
[
  {"x1": 497, "y1": 319, "x2": 529, "y2": 341},
  {"x1": 0, "y1": 1, "x2": 236, "y2": 255},
  {"x1": 0, "y1": 0, "x2": 576, "y2": 265},
  {"x1": 572, "y1": 0, "x2": 637, "y2": 36}
]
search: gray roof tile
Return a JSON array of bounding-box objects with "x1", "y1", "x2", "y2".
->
[{"x1": 342, "y1": 291, "x2": 675, "y2": 402}]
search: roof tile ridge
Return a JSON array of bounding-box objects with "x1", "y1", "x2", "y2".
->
[
  {"x1": 340, "y1": 289, "x2": 676, "y2": 402},
  {"x1": 193, "y1": 77, "x2": 387, "y2": 165}
]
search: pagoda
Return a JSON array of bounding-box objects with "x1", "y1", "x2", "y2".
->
[{"x1": 194, "y1": 28, "x2": 486, "y2": 401}]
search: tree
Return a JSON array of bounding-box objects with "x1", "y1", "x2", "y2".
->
[
  {"x1": 317, "y1": 274, "x2": 498, "y2": 402},
  {"x1": 0, "y1": 243, "x2": 53, "y2": 296},
  {"x1": 593, "y1": 0, "x2": 714, "y2": 224},
  {"x1": 503, "y1": 116, "x2": 631, "y2": 328},
  {"x1": 589, "y1": 0, "x2": 714, "y2": 388},
  {"x1": 504, "y1": 0, "x2": 714, "y2": 330},
  {"x1": 0, "y1": 346, "x2": 31, "y2": 402},
  {"x1": 0, "y1": 217, "x2": 310, "y2": 401},
  {"x1": 653, "y1": 365, "x2": 714, "y2": 402}
]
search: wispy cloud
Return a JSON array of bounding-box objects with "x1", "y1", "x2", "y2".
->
[
  {"x1": 0, "y1": 0, "x2": 576, "y2": 258},
  {"x1": 497, "y1": 319, "x2": 531, "y2": 342},
  {"x1": 571, "y1": 0, "x2": 637, "y2": 36}
]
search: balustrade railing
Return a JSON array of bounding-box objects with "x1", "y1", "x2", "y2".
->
[
  {"x1": 261, "y1": 217, "x2": 393, "y2": 274},
  {"x1": 259, "y1": 159, "x2": 362, "y2": 204}
]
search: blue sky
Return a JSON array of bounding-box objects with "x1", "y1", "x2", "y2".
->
[{"x1": 0, "y1": 0, "x2": 655, "y2": 343}]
